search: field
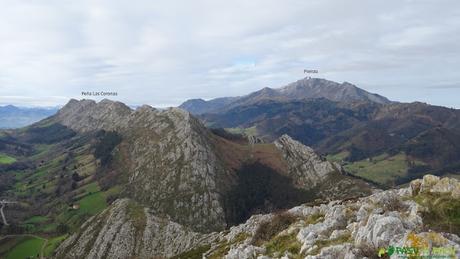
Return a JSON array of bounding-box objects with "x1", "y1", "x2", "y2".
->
[
  {"x1": 326, "y1": 151, "x2": 349, "y2": 163},
  {"x1": 79, "y1": 191, "x2": 108, "y2": 215},
  {"x1": 343, "y1": 152, "x2": 421, "y2": 185},
  {"x1": 225, "y1": 126, "x2": 257, "y2": 136},
  {"x1": 3, "y1": 236, "x2": 45, "y2": 259},
  {"x1": 0, "y1": 153, "x2": 16, "y2": 164},
  {"x1": 43, "y1": 235, "x2": 67, "y2": 257}
]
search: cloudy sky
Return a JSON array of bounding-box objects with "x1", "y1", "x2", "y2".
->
[{"x1": 1, "y1": 0, "x2": 459, "y2": 108}]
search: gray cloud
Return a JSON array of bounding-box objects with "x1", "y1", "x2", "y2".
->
[{"x1": 0, "y1": 0, "x2": 459, "y2": 108}]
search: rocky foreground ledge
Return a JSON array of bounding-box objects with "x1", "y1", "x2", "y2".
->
[{"x1": 55, "y1": 175, "x2": 460, "y2": 258}]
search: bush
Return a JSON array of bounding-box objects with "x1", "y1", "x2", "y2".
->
[
  {"x1": 71, "y1": 172, "x2": 81, "y2": 182},
  {"x1": 355, "y1": 243, "x2": 388, "y2": 259},
  {"x1": 56, "y1": 223, "x2": 70, "y2": 234},
  {"x1": 252, "y1": 211, "x2": 297, "y2": 245},
  {"x1": 377, "y1": 193, "x2": 406, "y2": 212}
]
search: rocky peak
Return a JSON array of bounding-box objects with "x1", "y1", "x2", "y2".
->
[
  {"x1": 274, "y1": 134, "x2": 339, "y2": 188},
  {"x1": 55, "y1": 99, "x2": 132, "y2": 132},
  {"x1": 278, "y1": 78, "x2": 390, "y2": 104},
  {"x1": 53, "y1": 99, "x2": 232, "y2": 232}
]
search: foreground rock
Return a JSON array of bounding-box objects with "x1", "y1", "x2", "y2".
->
[
  {"x1": 218, "y1": 175, "x2": 460, "y2": 259},
  {"x1": 55, "y1": 175, "x2": 460, "y2": 258},
  {"x1": 54, "y1": 199, "x2": 218, "y2": 258}
]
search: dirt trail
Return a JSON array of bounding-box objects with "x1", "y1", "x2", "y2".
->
[
  {"x1": 0, "y1": 203, "x2": 7, "y2": 226},
  {"x1": 0, "y1": 200, "x2": 17, "y2": 226}
]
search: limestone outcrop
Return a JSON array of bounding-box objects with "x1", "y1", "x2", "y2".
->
[{"x1": 55, "y1": 175, "x2": 460, "y2": 258}]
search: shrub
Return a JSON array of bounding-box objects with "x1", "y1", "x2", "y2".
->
[
  {"x1": 57, "y1": 223, "x2": 70, "y2": 234},
  {"x1": 252, "y1": 211, "x2": 297, "y2": 245},
  {"x1": 377, "y1": 193, "x2": 406, "y2": 212},
  {"x1": 355, "y1": 243, "x2": 388, "y2": 259}
]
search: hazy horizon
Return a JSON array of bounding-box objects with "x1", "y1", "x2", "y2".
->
[{"x1": 1, "y1": 76, "x2": 460, "y2": 110}]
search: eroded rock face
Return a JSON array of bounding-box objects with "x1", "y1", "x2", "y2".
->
[
  {"x1": 274, "y1": 134, "x2": 338, "y2": 188},
  {"x1": 51, "y1": 100, "x2": 459, "y2": 258},
  {"x1": 55, "y1": 176, "x2": 460, "y2": 259},
  {"x1": 118, "y1": 106, "x2": 231, "y2": 232},
  {"x1": 55, "y1": 99, "x2": 132, "y2": 133},
  {"x1": 411, "y1": 174, "x2": 460, "y2": 198},
  {"x1": 54, "y1": 100, "x2": 231, "y2": 232},
  {"x1": 54, "y1": 199, "x2": 217, "y2": 259},
  {"x1": 53, "y1": 99, "x2": 374, "y2": 233},
  {"x1": 202, "y1": 176, "x2": 459, "y2": 259}
]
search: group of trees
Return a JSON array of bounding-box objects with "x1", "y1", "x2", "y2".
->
[
  {"x1": 94, "y1": 130, "x2": 122, "y2": 166},
  {"x1": 223, "y1": 162, "x2": 314, "y2": 226}
]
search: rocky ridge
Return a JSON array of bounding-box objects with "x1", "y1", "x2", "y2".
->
[
  {"x1": 54, "y1": 199, "x2": 217, "y2": 258},
  {"x1": 53, "y1": 99, "x2": 232, "y2": 232},
  {"x1": 50, "y1": 99, "x2": 364, "y2": 233},
  {"x1": 221, "y1": 174, "x2": 460, "y2": 259},
  {"x1": 54, "y1": 175, "x2": 460, "y2": 258},
  {"x1": 274, "y1": 135, "x2": 339, "y2": 188}
]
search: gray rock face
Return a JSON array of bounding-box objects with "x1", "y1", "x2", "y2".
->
[
  {"x1": 56, "y1": 176, "x2": 460, "y2": 259},
  {"x1": 53, "y1": 99, "x2": 370, "y2": 233},
  {"x1": 413, "y1": 174, "x2": 460, "y2": 198},
  {"x1": 274, "y1": 134, "x2": 339, "y2": 188},
  {"x1": 215, "y1": 176, "x2": 460, "y2": 259},
  {"x1": 55, "y1": 99, "x2": 132, "y2": 132},
  {"x1": 54, "y1": 99, "x2": 231, "y2": 232},
  {"x1": 120, "y1": 107, "x2": 231, "y2": 232},
  {"x1": 54, "y1": 199, "x2": 217, "y2": 259}
]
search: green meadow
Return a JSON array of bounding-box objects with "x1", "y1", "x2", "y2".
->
[{"x1": 0, "y1": 153, "x2": 16, "y2": 164}]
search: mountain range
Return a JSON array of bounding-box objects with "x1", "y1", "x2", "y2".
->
[
  {"x1": 0, "y1": 105, "x2": 58, "y2": 129},
  {"x1": 0, "y1": 77, "x2": 458, "y2": 258},
  {"x1": 180, "y1": 78, "x2": 460, "y2": 187},
  {"x1": 179, "y1": 78, "x2": 390, "y2": 114}
]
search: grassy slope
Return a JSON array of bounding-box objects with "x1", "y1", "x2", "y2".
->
[
  {"x1": 0, "y1": 153, "x2": 16, "y2": 164},
  {"x1": 5, "y1": 237, "x2": 44, "y2": 259},
  {"x1": 412, "y1": 192, "x2": 460, "y2": 234},
  {"x1": 0, "y1": 128, "x2": 118, "y2": 257},
  {"x1": 340, "y1": 152, "x2": 424, "y2": 185},
  {"x1": 224, "y1": 126, "x2": 257, "y2": 136}
]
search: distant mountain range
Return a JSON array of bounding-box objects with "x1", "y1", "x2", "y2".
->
[
  {"x1": 0, "y1": 105, "x2": 58, "y2": 128},
  {"x1": 179, "y1": 78, "x2": 390, "y2": 114},
  {"x1": 180, "y1": 77, "x2": 460, "y2": 186}
]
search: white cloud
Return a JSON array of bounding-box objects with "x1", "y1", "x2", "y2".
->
[{"x1": 0, "y1": 0, "x2": 459, "y2": 108}]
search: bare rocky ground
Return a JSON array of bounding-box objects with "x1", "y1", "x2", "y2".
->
[{"x1": 54, "y1": 174, "x2": 460, "y2": 259}]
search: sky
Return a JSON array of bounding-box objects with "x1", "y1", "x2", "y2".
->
[{"x1": 0, "y1": 0, "x2": 460, "y2": 108}]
